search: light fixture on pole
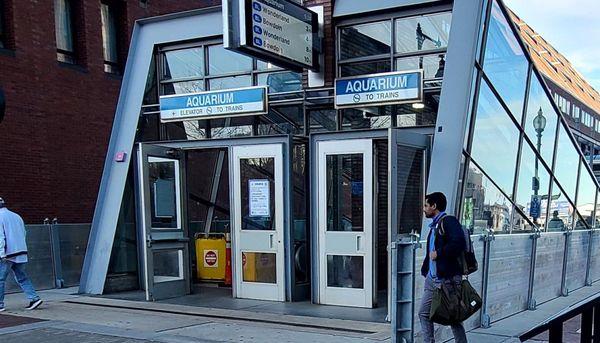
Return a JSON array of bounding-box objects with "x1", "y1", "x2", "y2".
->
[{"x1": 530, "y1": 107, "x2": 546, "y2": 224}]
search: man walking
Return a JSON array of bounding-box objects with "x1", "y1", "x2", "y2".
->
[
  {"x1": 419, "y1": 192, "x2": 467, "y2": 342},
  {"x1": 0, "y1": 197, "x2": 43, "y2": 311}
]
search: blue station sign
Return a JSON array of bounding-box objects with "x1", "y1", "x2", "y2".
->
[
  {"x1": 334, "y1": 71, "x2": 423, "y2": 109},
  {"x1": 159, "y1": 86, "x2": 268, "y2": 122}
]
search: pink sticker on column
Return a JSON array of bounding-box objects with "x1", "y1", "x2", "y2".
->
[{"x1": 115, "y1": 151, "x2": 127, "y2": 162}]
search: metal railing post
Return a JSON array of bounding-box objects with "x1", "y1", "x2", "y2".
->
[
  {"x1": 49, "y1": 218, "x2": 64, "y2": 288},
  {"x1": 586, "y1": 229, "x2": 595, "y2": 287},
  {"x1": 479, "y1": 228, "x2": 495, "y2": 328},
  {"x1": 527, "y1": 227, "x2": 541, "y2": 310},
  {"x1": 560, "y1": 228, "x2": 572, "y2": 296},
  {"x1": 391, "y1": 232, "x2": 421, "y2": 343}
]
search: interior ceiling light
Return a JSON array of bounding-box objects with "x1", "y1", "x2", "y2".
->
[{"x1": 412, "y1": 103, "x2": 425, "y2": 109}]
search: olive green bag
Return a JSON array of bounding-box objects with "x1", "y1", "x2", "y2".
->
[{"x1": 430, "y1": 279, "x2": 482, "y2": 325}]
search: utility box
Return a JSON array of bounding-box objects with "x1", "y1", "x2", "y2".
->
[{"x1": 195, "y1": 234, "x2": 226, "y2": 281}]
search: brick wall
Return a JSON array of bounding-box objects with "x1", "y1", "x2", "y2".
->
[
  {"x1": 0, "y1": 0, "x2": 335, "y2": 224},
  {"x1": 0, "y1": 0, "x2": 216, "y2": 223}
]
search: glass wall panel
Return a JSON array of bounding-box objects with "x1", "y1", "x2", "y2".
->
[
  {"x1": 258, "y1": 105, "x2": 304, "y2": 135},
  {"x1": 523, "y1": 75, "x2": 559, "y2": 163},
  {"x1": 554, "y1": 124, "x2": 580, "y2": 201},
  {"x1": 211, "y1": 117, "x2": 253, "y2": 138},
  {"x1": 395, "y1": 12, "x2": 452, "y2": 54},
  {"x1": 209, "y1": 75, "x2": 252, "y2": 90},
  {"x1": 515, "y1": 141, "x2": 551, "y2": 228},
  {"x1": 162, "y1": 80, "x2": 205, "y2": 96},
  {"x1": 511, "y1": 209, "x2": 535, "y2": 233},
  {"x1": 309, "y1": 109, "x2": 337, "y2": 133},
  {"x1": 574, "y1": 213, "x2": 588, "y2": 230},
  {"x1": 339, "y1": 60, "x2": 391, "y2": 77},
  {"x1": 208, "y1": 44, "x2": 253, "y2": 75},
  {"x1": 162, "y1": 48, "x2": 204, "y2": 80},
  {"x1": 339, "y1": 21, "x2": 391, "y2": 60},
  {"x1": 395, "y1": 54, "x2": 446, "y2": 79},
  {"x1": 470, "y1": 80, "x2": 519, "y2": 197},
  {"x1": 461, "y1": 163, "x2": 513, "y2": 234},
  {"x1": 547, "y1": 180, "x2": 574, "y2": 231},
  {"x1": 342, "y1": 109, "x2": 391, "y2": 130},
  {"x1": 163, "y1": 121, "x2": 207, "y2": 141},
  {"x1": 257, "y1": 72, "x2": 302, "y2": 93},
  {"x1": 482, "y1": 0, "x2": 528, "y2": 119},
  {"x1": 576, "y1": 167, "x2": 596, "y2": 226}
]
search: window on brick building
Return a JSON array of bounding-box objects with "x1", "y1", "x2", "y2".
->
[
  {"x1": 0, "y1": 0, "x2": 7, "y2": 49},
  {"x1": 54, "y1": 0, "x2": 76, "y2": 63},
  {"x1": 101, "y1": 2, "x2": 120, "y2": 74}
]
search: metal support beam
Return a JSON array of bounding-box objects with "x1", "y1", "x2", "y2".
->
[
  {"x1": 594, "y1": 305, "x2": 600, "y2": 343},
  {"x1": 204, "y1": 149, "x2": 226, "y2": 234},
  {"x1": 549, "y1": 322, "x2": 563, "y2": 343},
  {"x1": 561, "y1": 230, "x2": 572, "y2": 296},
  {"x1": 391, "y1": 233, "x2": 421, "y2": 343},
  {"x1": 586, "y1": 230, "x2": 595, "y2": 287},
  {"x1": 527, "y1": 228, "x2": 541, "y2": 310},
  {"x1": 480, "y1": 228, "x2": 495, "y2": 328},
  {"x1": 48, "y1": 218, "x2": 64, "y2": 288},
  {"x1": 425, "y1": 0, "x2": 485, "y2": 215},
  {"x1": 582, "y1": 308, "x2": 594, "y2": 342}
]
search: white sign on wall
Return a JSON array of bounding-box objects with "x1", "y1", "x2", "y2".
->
[{"x1": 249, "y1": 179, "x2": 270, "y2": 217}]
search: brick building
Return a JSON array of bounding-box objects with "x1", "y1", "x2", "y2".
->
[{"x1": 0, "y1": 0, "x2": 217, "y2": 223}]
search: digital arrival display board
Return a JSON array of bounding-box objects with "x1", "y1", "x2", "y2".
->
[
  {"x1": 334, "y1": 71, "x2": 424, "y2": 109},
  {"x1": 223, "y1": 0, "x2": 319, "y2": 72},
  {"x1": 159, "y1": 86, "x2": 268, "y2": 122}
]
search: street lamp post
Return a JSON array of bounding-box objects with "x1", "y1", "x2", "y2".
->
[{"x1": 532, "y1": 107, "x2": 546, "y2": 224}]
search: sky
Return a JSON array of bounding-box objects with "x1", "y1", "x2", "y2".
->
[{"x1": 504, "y1": 0, "x2": 600, "y2": 92}]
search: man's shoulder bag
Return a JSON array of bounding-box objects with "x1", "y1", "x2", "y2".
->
[{"x1": 439, "y1": 215, "x2": 478, "y2": 275}]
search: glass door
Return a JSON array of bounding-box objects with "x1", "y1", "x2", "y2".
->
[
  {"x1": 137, "y1": 144, "x2": 190, "y2": 301},
  {"x1": 317, "y1": 139, "x2": 374, "y2": 308},
  {"x1": 232, "y1": 144, "x2": 285, "y2": 301}
]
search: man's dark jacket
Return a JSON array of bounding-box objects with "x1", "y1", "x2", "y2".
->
[{"x1": 421, "y1": 215, "x2": 466, "y2": 279}]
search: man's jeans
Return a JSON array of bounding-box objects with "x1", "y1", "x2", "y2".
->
[
  {"x1": 419, "y1": 275, "x2": 467, "y2": 343},
  {"x1": 0, "y1": 260, "x2": 40, "y2": 308}
]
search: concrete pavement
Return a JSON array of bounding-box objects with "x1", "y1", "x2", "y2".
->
[
  {"x1": 0, "y1": 287, "x2": 585, "y2": 342},
  {"x1": 0, "y1": 288, "x2": 391, "y2": 342}
]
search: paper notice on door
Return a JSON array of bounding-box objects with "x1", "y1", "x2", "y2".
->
[{"x1": 249, "y1": 179, "x2": 270, "y2": 217}]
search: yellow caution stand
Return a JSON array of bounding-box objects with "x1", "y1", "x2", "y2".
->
[{"x1": 195, "y1": 233, "x2": 226, "y2": 281}]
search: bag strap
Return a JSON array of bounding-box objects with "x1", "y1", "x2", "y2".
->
[{"x1": 437, "y1": 214, "x2": 448, "y2": 235}]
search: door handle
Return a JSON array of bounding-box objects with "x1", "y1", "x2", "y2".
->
[
  {"x1": 357, "y1": 236, "x2": 361, "y2": 252},
  {"x1": 269, "y1": 234, "x2": 274, "y2": 249}
]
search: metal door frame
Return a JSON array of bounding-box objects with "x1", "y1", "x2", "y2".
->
[
  {"x1": 310, "y1": 128, "x2": 431, "y2": 310},
  {"x1": 135, "y1": 143, "x2": 190, "y2": 301},
  {"x1": 310, "y1": 129, "x2": 388, "y2": 305},
  {"x1": 136, "y1": 135, "x2": 294, "y2": 301},
  {"x1": 317, "y1": 138, "x2": 375, "y2": 307},
  {"x1": 388, "y1": 128, "x2": 431, "y2": 320}
]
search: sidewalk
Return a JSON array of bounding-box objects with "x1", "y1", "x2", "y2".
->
[
  {"x1": 0, "y1": 288, "x2": 391, "y2": 343},
  {"x1": 0, "y1": 287, "x2": 583, "y2": 342}
]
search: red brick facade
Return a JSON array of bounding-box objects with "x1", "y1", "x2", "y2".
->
[{"x1": 0, "y1": 0, "x2": 220, "y2": 223}]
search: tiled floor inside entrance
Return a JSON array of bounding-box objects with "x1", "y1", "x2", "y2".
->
[{"x1": 103, "y1": 285, "x2": 389, "y2": 323}]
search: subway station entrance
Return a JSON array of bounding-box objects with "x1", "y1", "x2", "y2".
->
[
  {"x1": 130, "y1": 129, "x2": 428, "y2": 317},
  {"x1": 135, "y1": 136, "x2": 297, "y2": 303}
]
